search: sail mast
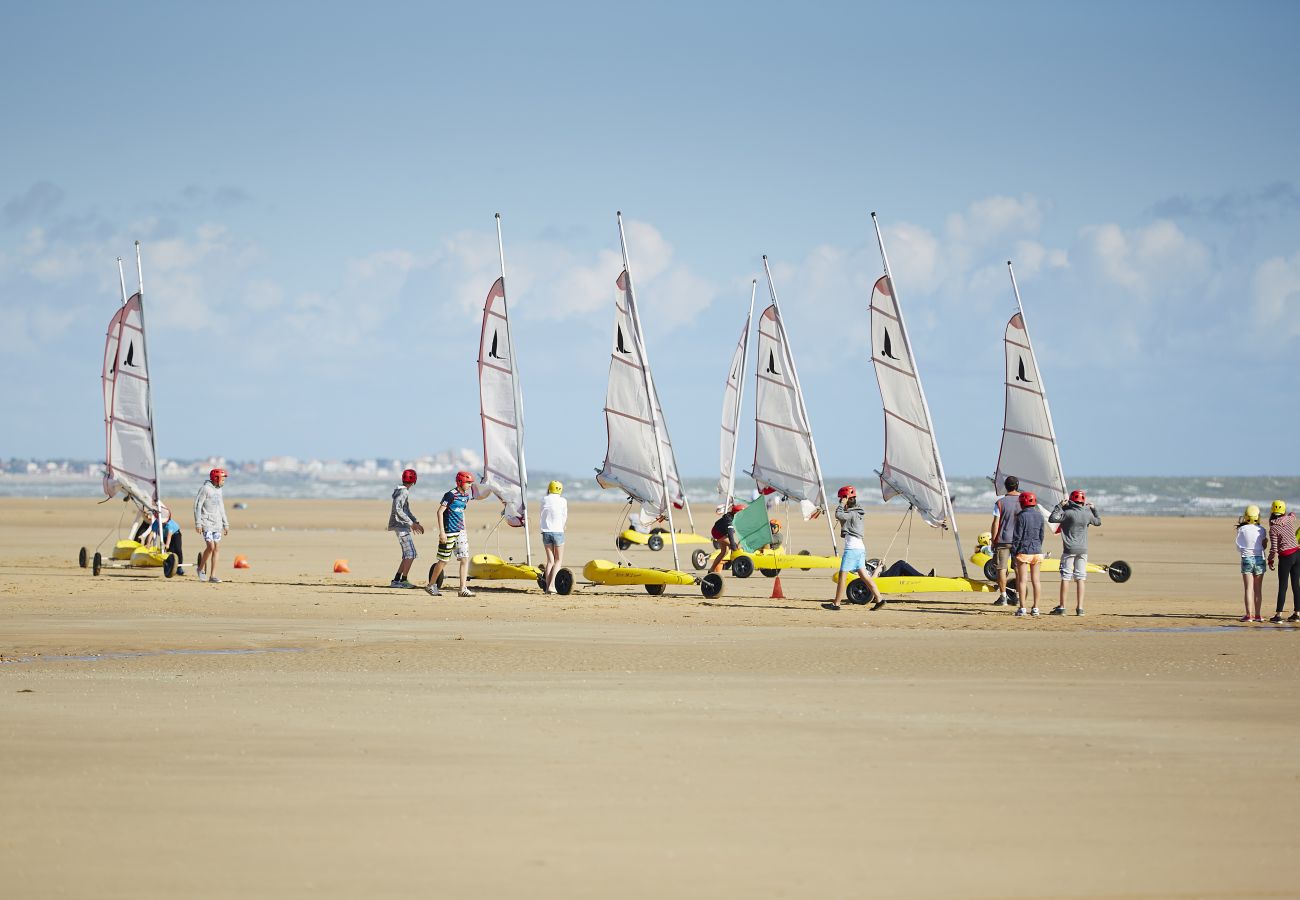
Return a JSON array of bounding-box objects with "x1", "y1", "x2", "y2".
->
[
  {"x1": 1006, "y1": 260, "x2": 1066, "y2": 502},
  {"x1": 870, "y1": 214, "x2": 967, "y2": 577},
  {"x1": 761, "y1": 256, "x2": 838, "y2": 556},
  {"x1": 495, "y1": 213, "x2": 532, "y2": 567},
  {"x1": 617, "y1": 212, "x2": 681, "y2": 572},
  {"x1": 720, "y1": 280, "x2": 757, "y2": 508},
  {"x1": 134, "y1": 241, "x2": 163, "y2": 526}
]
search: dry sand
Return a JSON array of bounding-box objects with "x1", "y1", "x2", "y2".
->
[{"x1": 2, "y1": 497, "x2": 1298, "y2": 898}]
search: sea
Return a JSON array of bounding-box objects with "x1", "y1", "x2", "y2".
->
[{"x1": 3, "y1": 470, "x2": 1297, "y2": 519}]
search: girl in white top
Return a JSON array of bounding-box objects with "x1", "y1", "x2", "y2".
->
[
  {"x1": 539, "y1": 481, "x2": 569, "y2": 594},
  {"x1": 1236, "y1": 505, "x2": 1267, "y2": 622}
]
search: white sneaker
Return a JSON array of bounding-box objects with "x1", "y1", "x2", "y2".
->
[
  {"x1": 1075, "y1": 608, "x2": 1085, "y2": 616},
  {"x1": 458, "y1": 588, "x2": 475, "y2": 597},
  {"x1": 1030, "y1": 607, "x2": 1040, "y2": 617},
  {"x1": 425, "y1": 584, "x2": 441, "y2": 596},
  {"x1": 209, "y1": 576, "x2": 222, "y2": 584},
  {"x1": 198, "y1": 572, "x2": 208, "y2": 582},
  {"x1": 1014, "y1": 607, "x2": 1028, "y2": 617}
]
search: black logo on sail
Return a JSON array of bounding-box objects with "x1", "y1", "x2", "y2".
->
[
  {"x1": 616, "y1": 326, "x2": 631, "y2": 354},
  {"x1": 488, "y1": 331, "x2": 505, "y2": 360},
  {"x1": 765, "y1": 351, "x2": 779, "y2": 375},
  {"x1": 123, "y1": 342, "x2": 138, "y2": 367},
  {"x1": 881, "y1": 329, "x2": 900, "y2": 361},
  {"x1": 1015, "y1": 357, "x2": 1031, "y2": 383}
]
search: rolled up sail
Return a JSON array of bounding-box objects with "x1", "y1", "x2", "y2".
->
[
  {"x1": 477, "y1": 275, "x2": 528, "y2": 526},
  {"x1": 596, "y1": 270, "x2": 685, "y2": 518},
  {"x1": 868, "y1": 275, "x2": 948, "y2": 527},
  {"x1": 102, "y1": 292, "x2": 158, "y2": 510},
  {"x1": 994, "y1": 311, "x2": 1066, "y2": 508}
]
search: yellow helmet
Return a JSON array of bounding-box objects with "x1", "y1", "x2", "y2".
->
[
  {"x1": 977, "y1": 531, "x2": 993, "y2": 546},
  {"x1": 1244, "y1": 505, "x2": 1261, "y2": 524},
  {"x1": 1272, "y1": 500, "x2": 1287, "y2": 516},
  {"x1": 547, "y1": 480, "x2": 563, "y2": 495}
]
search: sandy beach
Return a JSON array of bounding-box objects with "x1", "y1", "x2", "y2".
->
[{"x1": 3, "y1": 497, "x2": 1298, "y2": 898}]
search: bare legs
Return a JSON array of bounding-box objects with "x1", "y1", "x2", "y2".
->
[{"x1": 543, "y1": 542, "x2": 563, "y2": 593}]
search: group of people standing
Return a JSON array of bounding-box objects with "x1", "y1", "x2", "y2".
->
[
  {"x1": 387, "y1": 469, "x2": 570, "y2": 596},
  {"x1": 1234, "y1": 501, "x2": 1299, "y2": 623}
]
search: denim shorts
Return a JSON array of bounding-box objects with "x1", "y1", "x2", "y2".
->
[
  {"x1": 840, "y1": 548, "x2": 866, "y2": 573},
  {"x1": 1060, "y1": 553, "x2": 1087, "y2": 581},
  {"x1": 541, "y1": 531, "x2": 564, "y2": 547},
  {"x1": 1241, "y1": 554, "x2": 1265, "y2": 576},
  {"x1": 395, "y1": 530, "x2": 417, "y2": 560}
]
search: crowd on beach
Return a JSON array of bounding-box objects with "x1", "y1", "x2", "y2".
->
[{"x1": 131, "y1": 467, "x2": 1300, "y2": 624}]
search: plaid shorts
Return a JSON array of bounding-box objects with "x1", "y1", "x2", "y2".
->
[
  {"x1": 437, "y1": 532, "x2": 469, "y2": 561},
  {"x1": 395, "y1": 530, "x2": 417, "y2": 560}
]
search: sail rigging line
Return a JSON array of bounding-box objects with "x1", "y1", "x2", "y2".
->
[
  {"x1": 718, "y1": 279, "x2": 757, "y2": 511},
  {"x1": 755, "y1": 256, "x2": 838, "y2": 556},
  {"x1": 869, "y1": 213, "x2": 967, "y2": 578},
  {"x1": 995, "y1": 261, "x2": 1067, "y2": 510}
]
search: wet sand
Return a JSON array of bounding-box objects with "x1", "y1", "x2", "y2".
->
[{"x1": 2, "y1": 497, "x2": 1297, "y2": 898}]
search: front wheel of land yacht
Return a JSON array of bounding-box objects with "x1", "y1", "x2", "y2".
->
[
  {"x1": 616, "y1": 536, "x2": 632, "y2": 551},
  {"x1": 1107, "y1": 560, "x2": 1131, "y2": 583},
  {"x1": 983, "y1": 558, "x2": 1000, "y2": 582},
  {"x1": 646, "y1": 534, "x2": 664, "y2": 552},
  {"x1": 79, "y1": 547, "x2": 88, "y2": 568},
  {"x1": 644, "y1": 583, "x2": 666, "y2": 596},
  {"x1": 92, "y1": 552, "x2": 102, "y2": 576},
  {"x1": 798, "y1": 549, "x2": 812, "y2": 571},
  {"x1": 846, "y1": 578, "x2": 871, "y2": 605},
  {"x1": 700, "y1": 573, "x2": 724, "y2": 599},
  {"x1": 691, "y1": 549, "x2": 710, "y2": 571},
  {"x1": 731, "y1": 555, "x2": 755, "y2": 579},
  {"x1": 163, "y1": 553, "x2": 178, "y2": 578}
]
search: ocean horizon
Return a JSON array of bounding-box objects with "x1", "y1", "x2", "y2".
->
[{"x1": 2, "y1": 461, "x2": 1295, "y2": 519}]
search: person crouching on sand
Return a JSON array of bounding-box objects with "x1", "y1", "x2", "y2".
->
[
  {"x1": 1048, "y1": 490, "x2": 1101, "y2": 616},
  {"x1": 1011, "y1": 491, "x2": 1045, "y2": 617},
  {"x1": 708, "y1": 503, "x2": 745, "y2": 574},
  {"x1": 1236, "y1": 505, "x2": 1267, "y2": 622},
  {"x1": 193, "y1": 468, "x2": 229, "y2": 583},
  {"x1": 829, "y1": 485, "x2": 883, "y2": 610},
  {"x1": 1266, "y1": 500, "x2": 1299, "y2": 623},
  {"x1": 388, "y1": 469, "x2": 425, "y2": 588},
  {"x1": 539, "y1": 480, "x2": 568, "y2": 594},
  {"x1": 427, "y1": 471, "x2": 478, "y2": 598}
]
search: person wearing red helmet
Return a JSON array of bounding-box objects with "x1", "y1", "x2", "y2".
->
[
  {"x1": 828, "y1": 485, "x2": 883, "y2": 610},
  {"x1": 193, "y1": 467, "x2": 229, "y2": 583},
  {"x1": 988, "y1": 476, "x2": 1022, "y2": 606},
  {"x1": 387, "y1": 468, "x2": 426, "y2": 588},
  {"x1": 1048, "y1": 489, "x2": 1102, "y2": 616},
  {"x1": 1010, "y1": 490, "x2": 1046, "y2": 616},
  {"x1": 707, "y1": 502, "x2": 748, "y2": 574},
  {"x1": 427, "y1": 470, "x2": 481, "y2": 597}
]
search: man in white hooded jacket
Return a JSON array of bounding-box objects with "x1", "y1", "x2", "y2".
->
[{"x1": 194, "y1": 468, "x2": 230, "y2": 582}]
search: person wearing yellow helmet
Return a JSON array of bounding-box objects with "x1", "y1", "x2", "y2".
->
[
  {"x1": 1266, "y1": 500, "x2": 1299, "y2": 623},
  {"x1": 1236, "y1": 505, "x2": 1267, "y2": 622},
  {"x1": 539, "y1": 480, "x2": 568, "y2": 594}
]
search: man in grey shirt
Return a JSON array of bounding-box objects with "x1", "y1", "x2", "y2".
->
[
  {"x1": 1048, "y1": 489, "x2": 1102, "y2": 615},
  {"x1": 989, "y1": 476, "x2": 1021, "y2": 605}
]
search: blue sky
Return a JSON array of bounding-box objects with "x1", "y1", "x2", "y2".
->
[{"x1": 3, "y1": 0, "x2": 1298, "y2": 477}]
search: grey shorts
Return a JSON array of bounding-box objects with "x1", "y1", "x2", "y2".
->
[
  {"x1": 395, "y1": 530, "x2": 417, "y2": 560},
  {"x1": 1060, "y1": 553, "x2": 1088, "y2": 581}
]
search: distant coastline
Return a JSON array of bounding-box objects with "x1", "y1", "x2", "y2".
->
[{"x1": 2, "y1": 456, "x2": 1295, "y2": 518}]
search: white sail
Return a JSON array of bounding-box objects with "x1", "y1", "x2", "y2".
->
[
  {"x1": 596, "y1": 269, "x2": 685, "y2": 518},
  {"x1": 751, "y1": 305, "x2": 820, "y2": 506},
  {"x1": 717, "y1": 282, "x2": 755, "y2": 509},
  {"x1": 995, "y1": 263, "x2": 1067, "y2": 509},
  {"x1": 102, "y1": 290, "x2": 159, "y2": 511},
  {"x1": 477, "y1": 275, "x2": 528, "y2": 527},
  {"x1": 868, "y1": 274, "x2": 949, "y2": 527}
]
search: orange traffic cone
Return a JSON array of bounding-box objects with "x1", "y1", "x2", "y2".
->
[
  {"x1": 770, "y1": 575, "x2": 785, "y2": 600},
  {"x1": 232, "y1": 554, "x2": 250, "y2": 569},
  {"x1": 333, "y1": 559, "x2": 350, "y2": 574}
]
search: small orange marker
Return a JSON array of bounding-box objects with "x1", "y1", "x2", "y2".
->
[
  {"x1": 770, "y1": 575, "x2": 785, "y2": 600},
  {"x1": 232, "y1": 554, "x2": 250, "y2": 569},
  {"x1": 333, "y1": 559, "x2": 350, "y2": 573}
]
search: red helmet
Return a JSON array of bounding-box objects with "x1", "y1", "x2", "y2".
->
[
  {"x1": 731, "y1": 503, "x2": 745, "y2": 513},
  {"x1": 1019, "y1": 491, "x2": 1037, "y2": 508},
  {"x1": 837, "y1": 485, "x2": 856, "y2": 500},
  {"x1": 1069, "y1": 489, "x2": 1086, "y2": 504},
  {"x1": 209, "y1": 468, "x2": 227, "y2": 483},
  {"x1": 402, "y1": 468, "x2": 418, "y2": 485},
  {"x1": 455, "y1": 470, "x2": 474, "y2": 486}
]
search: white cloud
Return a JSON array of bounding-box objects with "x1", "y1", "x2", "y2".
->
[
  {"x1": 945, "y1": 194, "x2": 1045, "y2": 248},
  {"x1": 1253, "y1": 250, "x2": 1300, "y2": 337},
  {"x1": 1075, "y1": 219, "x2": 1208, "y2": 298}
]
